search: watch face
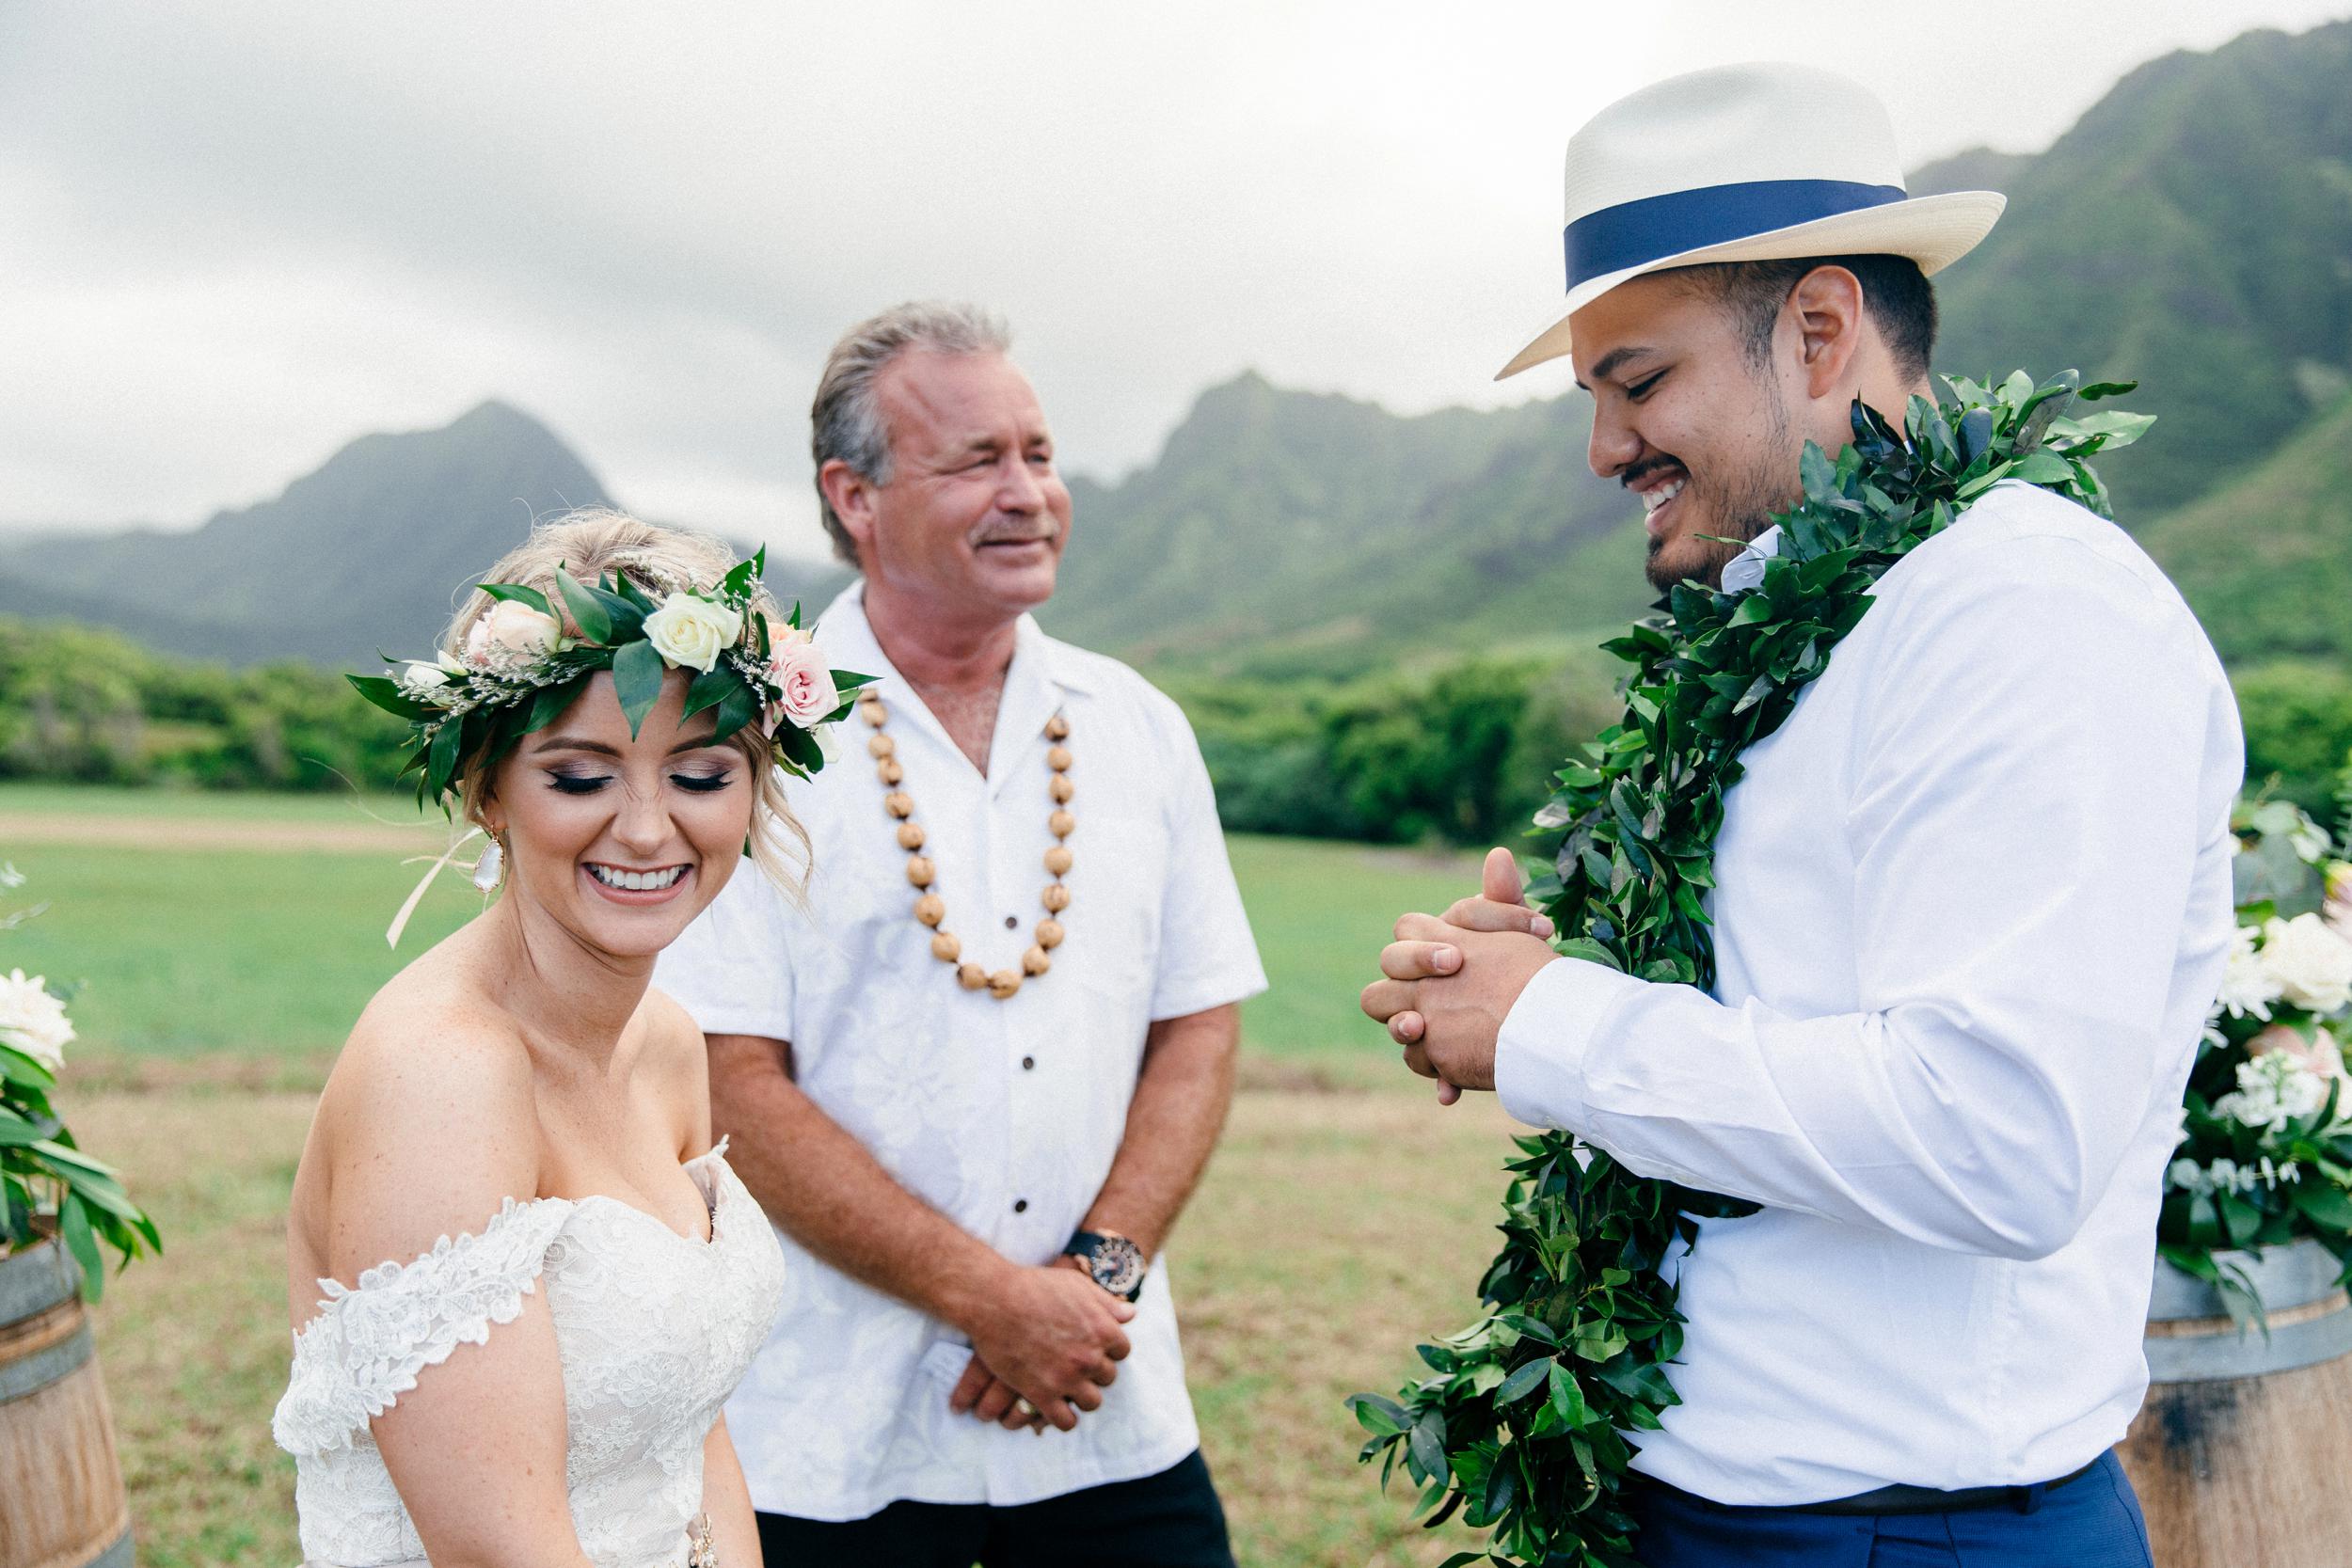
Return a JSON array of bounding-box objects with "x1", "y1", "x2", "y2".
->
[{"x1": 1089, "y1": 1236, "x2": 1147, "y2": 1297}]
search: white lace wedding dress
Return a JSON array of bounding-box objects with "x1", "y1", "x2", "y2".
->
[{"x1": 272, "y1": 1140, "x2": 784, "y2": 1568}]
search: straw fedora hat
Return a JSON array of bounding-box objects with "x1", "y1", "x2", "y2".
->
[{"x1": 1496, "y1": 63, "x2": 2006, "y2": 380}]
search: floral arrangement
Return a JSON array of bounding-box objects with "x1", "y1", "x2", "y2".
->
[
  {"x1": 2162, "y1": 798, "x2": 2352, "y2": 1309},
  {"x1": 0, "y1": 864, "x2": 160, "y2": 1302},
  {"x1": 351, "y1": 547, "x2": 873, "y2": 806}
]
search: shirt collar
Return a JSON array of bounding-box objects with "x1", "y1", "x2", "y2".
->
[
  {"x1": 814, "y1": 581, "x2": 1092, "y2": 790},
  {"x1": 1720, "y1": 526, "x2": 1783, "y2": 594}
]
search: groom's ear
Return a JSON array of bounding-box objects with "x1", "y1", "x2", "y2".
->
[{"x1": 1483, "y1": 847, "x2": 1525, "y2": 907}]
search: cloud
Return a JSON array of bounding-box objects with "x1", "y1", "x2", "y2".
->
[{"x1": 4, "y1": 0, "x2": 2344, "y2": 558}]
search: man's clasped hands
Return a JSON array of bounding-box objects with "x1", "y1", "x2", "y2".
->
[{"x1": 943, "y1": 847, "x2": 1556, "y2": 1441}]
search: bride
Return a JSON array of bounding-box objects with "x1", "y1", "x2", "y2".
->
[{"x1": 272, "y1": 511, "x2": 859, "y2": 1568}]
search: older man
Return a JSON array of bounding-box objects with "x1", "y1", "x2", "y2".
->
[{"x1": 657, "y1": 302, "x2": 1263, "y2": 1566}]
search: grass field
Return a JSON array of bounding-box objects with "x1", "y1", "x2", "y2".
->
[{"x1": 1, "y1": 785, "x2": 1518, "y2": 1567}]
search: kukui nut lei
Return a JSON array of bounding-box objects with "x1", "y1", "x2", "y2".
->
[{"x1": 864, "y1": 695, "x2": 1073, "y2": 1001}]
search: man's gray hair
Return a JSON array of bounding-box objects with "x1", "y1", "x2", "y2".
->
[{"x1": 810, "y1": 301, "x2": 1012, "y2": 564}]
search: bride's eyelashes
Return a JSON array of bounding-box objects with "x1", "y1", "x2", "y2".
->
[{"x1": 543, "y1": 768, "x2": 737, "y2": 796}]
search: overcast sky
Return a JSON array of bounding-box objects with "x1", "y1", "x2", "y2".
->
[{"x1": 7, "y1": 0, "x2": 2347, "y2": 562}]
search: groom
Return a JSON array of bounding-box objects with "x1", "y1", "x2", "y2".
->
[{"x1": 1361, "y1": 65, "x2": 2241, "y2": 1566}]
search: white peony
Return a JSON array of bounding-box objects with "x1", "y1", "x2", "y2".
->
[
  {"x1": 2259, "y1": 912, "x2": 2352, "y2": 1015},
  {"x1": 2216, "y1": 923, "x2": 2283, "y2": 1021},
  {"x1": 0, "y1": 969, "x2": 74, "y2": 1071},
  {"x1": 644, "y1": 594, "x2": 743, "y2": 673}
]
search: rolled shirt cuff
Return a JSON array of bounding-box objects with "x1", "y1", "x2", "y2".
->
[{"x1": 1494, "y1": 958, "x2": 1648, "y2": 1132}]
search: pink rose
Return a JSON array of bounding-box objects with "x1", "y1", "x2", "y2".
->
[
  {"x1": 2249, "y1": 1022, "x2": 2346, "y2": 1085},
  {"x1": 767, "y1": 640, "x2": 839, "y2": 728}
]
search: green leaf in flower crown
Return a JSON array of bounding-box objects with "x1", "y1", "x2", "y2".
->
[
  {"x1": 1797, "y1": 442, "x2": 1836, "y2": 502},
  {"x1": 610, "y1": 639, "x2": 668, "y2": 739},
  {"x1": 525, "y1": 674, "x2": 590, "y2": 735},
  {"x1": 2010, "y1": 451, "x2": 2074, "y2": 484},
  {"x1": 426, "y1": 715, "x2": 464, "y2": 796},
  {"x1": 478, "y1": 582, "x2": 555, "y2": 619},
  {"x1": 347, "y1": 674, "x2": 437, "y2": 720},
  {"x1": 2076, "y1": 380, "x2": 2137, "y2": 401},
  {"x1": 834, "y1": 671, "x2": 881, "y2": 694},
  {"x1": 555, "y1": 567, "x2": 612, "y2": 644},
  {"x1": 681, "y1": 667, "x2": 737, "y2": 723},
  {"x1": 710, "y1": 681, "x2": 759, "y2": 748}
]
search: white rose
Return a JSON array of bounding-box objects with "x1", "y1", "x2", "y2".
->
[
  {"x1": 767, "y1": 640, "x2": 841, "y2": 727},
  {"x1": 399, "y1": 661, "x2": 452, "y2": 693},
  {"x1": 2216, "y1": 923, "x2": 2283, "y2": 1021},
  {"x1": 2260, "y1": 912, "x2": 2352, "y2": 1015},
  {"x1": 644, "y1": 594, "x2": 743, "y2": 673},
  {"x1": 0, "y1": 969, "x2": 74, "y2": 1072}
]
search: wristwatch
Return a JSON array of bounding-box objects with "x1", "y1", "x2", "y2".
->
[{"x1": 1063, "y1": 1229, "x2": 1147, "y2": 1301}]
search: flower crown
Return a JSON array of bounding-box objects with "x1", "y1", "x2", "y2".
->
[{"x1": 350, "y1": 547, "x2": 874, "y2": 806}]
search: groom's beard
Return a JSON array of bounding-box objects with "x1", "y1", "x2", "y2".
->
[{"x1": 1642, "y1": 389, "x2": 1798, "y2": 593}]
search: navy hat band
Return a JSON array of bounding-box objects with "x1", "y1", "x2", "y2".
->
[{"x1": 1563, "y1": 178, "x2": 1909, "y2": 293}]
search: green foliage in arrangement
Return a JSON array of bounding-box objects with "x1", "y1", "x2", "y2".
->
[
  {"x1": 1349, "y1": 372, "x2": 2148, "y2": 1568},
  {"x1": 0, "y1": 870, "x2": 160, "y2": 1301}
]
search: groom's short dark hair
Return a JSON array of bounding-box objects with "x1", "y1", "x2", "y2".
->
[{"x1": 1670, "y1": 254, "x2": 1938, "y2": 381}]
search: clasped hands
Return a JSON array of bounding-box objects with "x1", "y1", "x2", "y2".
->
[
  {"x1": 949, "y1": 1255, "x2": 1134, "y2": 1435},
  {"x1": 1360, "y1": 847, "x2": 1560, "y2": 1103}
]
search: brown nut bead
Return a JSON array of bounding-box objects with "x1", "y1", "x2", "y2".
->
[
  {"x1": 1041, "y1": 882, "x2": 1071, "y2": 913},
  {"x1": 876, "y1": 758, "x2": 904, "y2": 786},
  {"x1": 1048, "y1": 810, "x2": 1075, "y2": 839},
  {"x1": 1022, "y1": 945, "x2": 1052, "y2": 976},
  {"x1": 868, "y1": 733, "x2": 896, "y2": 759},
  {"x1": 988, "y1": 968, "x2": 1024, "y2": 1000},
  {"x1": 1046, "y1": 746, "x2": 1073, "y2": 771},
  {"x1": 906, "y1": 856, "x2": 936, "y2": 889},
  {"x1": 1044, "y1": 715, "x2": 1070, "y2": 740},
  {"x1": 860, "y1": 699, "x2": 888, "y2": 727},
  {"x1": 897, "y1": 821, "x2": 927, "y2": 851},
  {"x1": 883, "y1": 791, "x2": 915, "y2": 819},
  {"x1": 914, "y1": 894, "x2": 946, "y2": 927},
  {"x1": 1036, "y1": 918, "x2": 1065, "y2": 949},
  {"x1": 1049, "y1": 775, "x2": 1075, "y2": 804},
  {"x1": 931, "y1": 931, "x2": 962, "y2": 962},
  {"x1": 1044, "y1": 845, "x2": 1073, "y2": 876},
  {"x1": 957, "y1": 961, "x2": 989, "y2": 990}
]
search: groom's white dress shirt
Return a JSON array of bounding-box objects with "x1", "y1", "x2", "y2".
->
[
  {"x1": 1497, "y1": 481, "x2": 2243, "y2": 1505},
  {"x1": 656, "y1": 585, "x2": 1266, "y2": 1522}
]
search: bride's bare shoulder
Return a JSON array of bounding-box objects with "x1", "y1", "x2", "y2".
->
[{"x1": 301, "y1": 962, "x2": 542, "y2": 1280}]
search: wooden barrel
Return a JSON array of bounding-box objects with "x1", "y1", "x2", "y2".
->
[
  {"x1": 0, "y1": 1241, "x2": 133, "y2": 1568},
  {"x1": 2118, "y1": 1240, "x2": 2352, "y2": 1568}
]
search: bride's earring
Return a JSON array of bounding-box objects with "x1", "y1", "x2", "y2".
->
[{"x1": 471, "y1": 834, "x2": 506, "y2": 895}]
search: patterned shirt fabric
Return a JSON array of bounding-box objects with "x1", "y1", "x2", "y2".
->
[
  {"x1": 1497, "y1": 481, "x2": 2245, "y2": 1504},
  {"x1": 655, "y1": 584, "x2": 1268, "y2": 1522}
]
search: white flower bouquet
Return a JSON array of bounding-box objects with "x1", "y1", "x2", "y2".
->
[
  {"x1": 2161, "y1": 800, "x2": 2352, "y2": 1310},
  {"x1": 0, "y1": 865, "x2": 159, "y2": 1301}
]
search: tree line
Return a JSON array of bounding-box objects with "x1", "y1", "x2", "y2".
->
[{"x1": 4, "y1": 616, "x2": 2347, "y2": 840}]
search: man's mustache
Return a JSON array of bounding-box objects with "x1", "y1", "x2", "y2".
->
[
  {"x1": 1620, "y1": 455, "x2": 1688, "y2": 490},
  {"x1": 972, "y1": 518, "x2": 1063, "y2": 546}
]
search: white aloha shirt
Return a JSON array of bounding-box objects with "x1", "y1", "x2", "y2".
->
[{"x1": 656, "y1": 584, "x2": 1268, "y2": 1522}]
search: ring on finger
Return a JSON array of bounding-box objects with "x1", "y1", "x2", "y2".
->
[{"x1": 1013, "y1": 1397, "x2": 1038, "y2": 1420}]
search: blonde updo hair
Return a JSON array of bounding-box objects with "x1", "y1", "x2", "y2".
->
[{"x1": 442, "y1": 508, "x2": 811, "y2": 897}]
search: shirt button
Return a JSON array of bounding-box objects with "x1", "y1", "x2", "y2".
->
[
  {"x1": 1022, "y1": 1055, "x2": 1036, "y2": 1070},
  {"x1": 1004, "y1": 914, "x2": 1018, "y2": 929},
  {"x1": 1013, "y1": 1198, "x2": 1028, "y2": 1213}
]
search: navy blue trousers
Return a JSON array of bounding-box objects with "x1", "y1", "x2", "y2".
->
[{"x1": 1629, "y1": 1451, "x2": 2153, "y2": 1568}]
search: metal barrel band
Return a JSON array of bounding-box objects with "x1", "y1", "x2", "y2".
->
[
  {"x1": 0, "y1": 1318, "x2": 95, "y2": 1403},
  {"x1": 0, "y1": 1239, "x2": 82, "y2": 1324},
  {"x1": 2145, "y1": 1295, "x2": 2352, "y2": 1383}
]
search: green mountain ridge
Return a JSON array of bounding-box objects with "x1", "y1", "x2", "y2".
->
[{"x1": 6, "y1": 18, "x2": 2348, "y2": 689}]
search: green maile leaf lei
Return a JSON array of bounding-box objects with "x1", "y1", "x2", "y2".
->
[{"x1": 1348, "y1": 369, "x2": 2150, "y2": 1568}]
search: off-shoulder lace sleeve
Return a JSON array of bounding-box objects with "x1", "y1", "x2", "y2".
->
[{"x1": 272, "y1": 1196, "x2": 577, "y2": 1458}]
